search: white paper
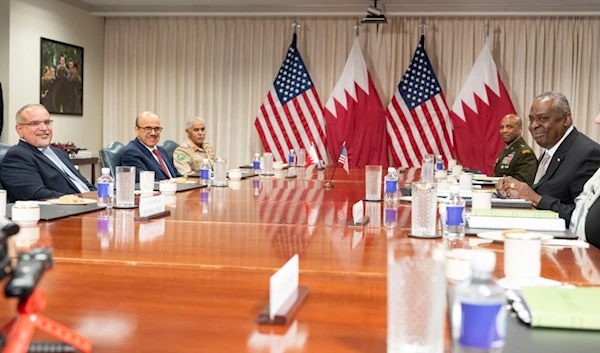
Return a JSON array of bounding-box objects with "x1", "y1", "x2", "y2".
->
[
  {"x1": 352, "y1": 200, "x2": 364, "y2": 224},
  {"x1": 139, "y1": 195, "x2": 165, "y2": 218},
  {"x1": 269, "y1": 254, "x2": 299, "y2": 320}
]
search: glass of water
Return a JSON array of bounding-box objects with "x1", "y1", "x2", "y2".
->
[
  {"x1": 387, "y1": 239, "x2": 446, "y2": 353},
  {"x1": 262, "y1": 152, "x2": 274, "y2": 176},
  {"x1": 115, "y1": 166, "x2": 135, "y2": 207},
  {"x1": 411, "y1": 181, "x2": 438, "y2": 237},
  {"x1": 213, "y1": 158, "x2": 227, "y2": 186},
  {"x1": 365, "y1": 165, "x2": 383, "y2": 201},
  {"x1": 297, "y1": 149, "x2": 306, "y2": 167},
  {"x1": 421, "y1": 154, "x2": 435, "y2": 182}
]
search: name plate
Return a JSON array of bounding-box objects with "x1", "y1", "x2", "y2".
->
[
  {"x1": 270, "y1": 254, "x2": 299, "y2": 320},
  {"x1": 139, "y1": 195, "x2": 165, "y2": 218},
  {"x1": 352, "y1": 200, "x2": 364, "y2": 224}
]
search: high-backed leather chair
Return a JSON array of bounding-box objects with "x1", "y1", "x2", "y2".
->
[
  {"x1": 0, "y1": 142, "x2": 11, "y2": 190},
  {"x1": 161, "y1": 140, "x2": 179, "y2": 164},
  {"x1": 99, "y1": 141, "x2": 125, "y2": 178}
]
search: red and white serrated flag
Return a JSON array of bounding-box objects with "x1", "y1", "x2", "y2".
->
[
  {"x1": 305, "y1": 143, "x2": 320, "y2": 168},
  {"x1": 324, "y1": 38, "x2": 388, "y2": 169},
  {"x1": 386, "y1": 35, "x2": 454, "y2": 169},
  {"x1": 255, "y1": 34, "x2": 328, "y2": 164},
  {"x1": 450, "y1": 39, "x2": 516, "y2": 176}
]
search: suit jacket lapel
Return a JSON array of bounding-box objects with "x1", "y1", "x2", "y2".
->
[
  {"x1": 536, "y1": 129, "x2": 577, "y2": 186},
  {"x1": 21, "y1": 142, "x2": 79, "y2": 191},
  {"x1": 134, "y1": 139, "x2": 170, "y2": 178}
]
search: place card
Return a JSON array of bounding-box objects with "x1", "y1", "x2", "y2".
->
[
  {"x1": 257, "y1": 254, "x2": 309, "y2": 325},
  {"x1": 348, "y1": 200, "x2": 369, "y2": 226},
  {"x1": 135, "y1": 195, "x2": 171, "y2": 221}
]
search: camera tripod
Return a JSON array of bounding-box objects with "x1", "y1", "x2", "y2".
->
[{"x1": 0, "y1": 288, "x2": 92, "y2": 353}]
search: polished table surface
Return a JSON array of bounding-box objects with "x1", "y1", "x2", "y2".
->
[{"x1": 1, "y1": 167, "x2": 599, "y2": 352}]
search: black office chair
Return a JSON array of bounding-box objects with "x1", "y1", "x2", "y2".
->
[
  {"x1": 99, "y1": 141, "x2": 125, "y2": 178},
  {"x1": 161, "y1": 140, "x2": 179, "y2": 164}
]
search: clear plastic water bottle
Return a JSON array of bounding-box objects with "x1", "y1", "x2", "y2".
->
[
  {"x1": 384, "y1": 167, "x2": 399, "y2": 203},
  {"x1": 436, "y1": 154, "x2": 444, "y2": 171},
  {"x1": 452, "y1": 250, "x2": 506, "y2": 353},
  {"x1": 200, "y1": 158, "x2": 211, "y2": 186},
  {"x1": 253, "y1": 152, "x2": 261, "y2": 170},
  {"x1": 443, "y1": 185, "x2": 465, "y2": 240},
  {"x1": 288, "y1": 149, "x2": 296, "y2": 167},
  {"x1": 97, "y1": 167, "x2": 114, "y2": 207}
]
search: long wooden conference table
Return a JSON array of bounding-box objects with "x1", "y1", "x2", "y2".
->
[{"x1": 0, "y1": 167, "x2": 599, "y2": 352}]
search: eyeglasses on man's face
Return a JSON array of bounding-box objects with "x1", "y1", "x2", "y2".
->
[
  {"x1": 19, "y1": 120, "x2": 53, "y2": 128},
  {"x1": 137, "y1": 125, "x2": 163, "y2": 133}
]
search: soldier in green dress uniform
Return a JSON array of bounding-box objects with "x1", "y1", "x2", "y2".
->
[
  {"x1": 173, "y1": 117, "x2": 214, "y2": 176},
  {"x1": 493, "y1": 114, "x2": 538, "y2": 185}
]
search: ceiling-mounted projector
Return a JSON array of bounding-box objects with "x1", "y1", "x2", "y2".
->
[{"x1": 361, "y1": 3, "x2": 387, "y2": 24}]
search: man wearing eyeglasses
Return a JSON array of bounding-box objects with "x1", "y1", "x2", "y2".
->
[
  {"x1": 121, "y1": 111, "x2": 181, "y2": 182},
  {"x1": 496, "y1": 92, "x2": 600, "y2": 225},
  {"x1": 0, "y1": 104, "x2": 96, "y2": 201}
]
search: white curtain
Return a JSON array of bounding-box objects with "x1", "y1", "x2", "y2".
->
[{"x1": 104, "y1": 16, "x2": 600, "y2": 168}]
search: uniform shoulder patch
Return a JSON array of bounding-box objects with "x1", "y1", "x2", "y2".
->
[
  {"x1": 522, "y1": 149, "x2": 531, "y2": 154},
  {"x1": 176, "y1": 153, "x2": 186, "y2": 161}
]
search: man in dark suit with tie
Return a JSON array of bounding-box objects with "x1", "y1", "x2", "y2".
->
[
  {"x1": 0, "y1": 104, "x2": 96, "y2": 201},
  {"x1": 121, "y1": 111, "x2": 181, "y2": 183},
  {"x1": 496, "y1": 92, "x2": 600, "y2": 226}
]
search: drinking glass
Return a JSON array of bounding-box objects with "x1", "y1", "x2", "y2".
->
[
  {"x1": 365, "y1": 165, "x2": 383, "y2": 201},
  {"x1": 297, "y1": 149, "x2": 306, "y2": 167},
  {"x1": 262, "y1": 152, "x2": 274, "y2": 176},
  {"x1": 213, "y1": 158, "x2": 227, "y2": 186},
  {"x1": 139, "y1": 171, "x2": 155, "y2": 193},
  {"x1": 411, "y1": 181, "x2": 438, "y2": 237},
  {"x1": 421, "y1": 154, "x2": 434, "y2": 182},
  {"x1": 116, "y1": 166, "x2": 135, "y2": 207},
  {"x1": 388, "y1": 239, "x2": 446, "y2": 353}
]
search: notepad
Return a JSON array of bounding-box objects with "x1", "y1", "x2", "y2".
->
[{"x1": 520, "y1": 286, "x2": 600, "y2": 330}]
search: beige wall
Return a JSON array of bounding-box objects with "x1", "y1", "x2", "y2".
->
[
  {"x1": 0, "y1": 0, "x2": 9, "y2": 142},
  {"x1": 8, "y1": 0, "x2": 104, "y2": 159}
]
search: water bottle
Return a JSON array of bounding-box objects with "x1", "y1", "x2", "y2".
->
[
  {"x1": 288, "y1": 149, "x2": 296, "y2": 167},
  {"x1": 97, "y1": 167, "x2": 114, "y2": 207},
  {"x1": 200, "y1": 158, "x2": 211, "y2": 186},
  {"x1": 253, "y1": 152, "x2": 261, "y2": 170},
  {"x1": 436, "y1": 154, "x2": 444, "y2": 171},
  {"x1": 384, "y1": 167, "x2": 399, "y2": 203},
  {"x1": 421, "y1": 154, "x2": 434, "y2": 182},
  {"x1": 443, "y1": 185, "x2": 465, "y2": 240},
  {"x1": 452, "y1": 250, "x2": 506, "y2": 353}
]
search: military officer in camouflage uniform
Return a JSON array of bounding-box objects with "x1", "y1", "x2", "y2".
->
[
  {"x1": 173, "y1": 117, "x2": 214, "y2": 176},
  {"x1": 493, "y1": 114, "x2": 538, "y2": 185}
]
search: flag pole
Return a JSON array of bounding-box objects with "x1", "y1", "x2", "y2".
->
[{"x1": 324, "y1": 143, "x2": 345, "y2": 189}]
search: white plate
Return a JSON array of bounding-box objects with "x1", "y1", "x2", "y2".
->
[
  {"x1": 47, "y1": 198, "x2": 97, "y2": 205},
  {"x1": 476, "y1": 231, "x2": 553, "y2": 243}
]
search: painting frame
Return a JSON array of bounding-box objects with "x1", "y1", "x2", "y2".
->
[{"x1": 39, "y1": 37, "x2": 84, "y2": 116}]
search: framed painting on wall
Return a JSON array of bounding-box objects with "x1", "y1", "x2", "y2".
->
[{"x1": 39, "y1": 37, "x2": 83, "y2": 116}]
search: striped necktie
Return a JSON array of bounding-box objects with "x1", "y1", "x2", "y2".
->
[
  {"x1": 42, "y1": 148, "x2": 90, "y2": 193},
  {"x1": 152, "y1": 149, "x2": 172, "y2": 178},
  {"x1": 534, "y1": 152, "x2": 551, "y2": 184}
]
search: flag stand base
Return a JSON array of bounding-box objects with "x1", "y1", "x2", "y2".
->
[{"x1": 323, "y1": 181, "x2": 334, "y2": 189}]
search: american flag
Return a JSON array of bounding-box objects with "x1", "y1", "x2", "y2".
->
[
  {"x1": 255, "y1": 34, "x2": 328, "y2": 164},
  {"x1": 337, "y1": 145, "x2": 349, "y2": 174},
  {"x1": 386, "y1": 35, "x2": 454, "y2": 168}
]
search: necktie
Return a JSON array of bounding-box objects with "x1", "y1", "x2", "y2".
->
[
  {"x1": 42, "y1": 148, "x2": 90, "y2": 193},
  {"x1": 534, "y1": 152, "x2": 551, "y2": 184},
  {"x1": 152, "y1": 149, "x2": 172, "y2": 178}
]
